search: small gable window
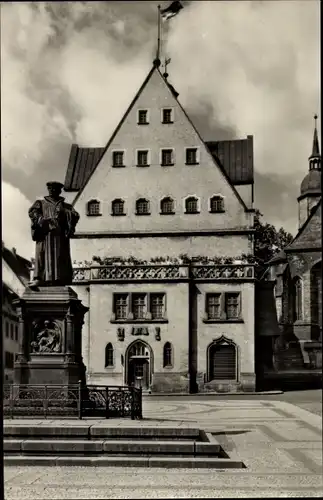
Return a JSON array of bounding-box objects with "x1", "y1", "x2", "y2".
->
[
  {"x1": 111, "y1": 199, "x2": 125, "y2": 216},
  {"x1": 87, "y1": 199, "x2": 101, "y2": 216},
  {"x1": 163, "y1": 342, "x2": 173, "y2": 368},
  {"x1": 185, "y1": 196, "x2": 199, "y2": 214},
  {"x1": 136, "y1": 198, "x2": 150, "y2": 215},
  {"x1": 161, "y1": 149, "x2": 174, "y2": 166},
  {"x1": 138, "y1": 109, "x2": 148, "y2": 125},
  {"x1": 162, "y1": 108, "x2": 174, "y2": 124},
  {"x1": 112, "y1": 151, "x2": 125, "y2": 167},
  {"x1": 186, "y1": 148, "x2": 199, "y2": 165},
  {"x1": 160, "y1": 197, "x2": 174, "y2": 215},
  {"x1": 210, "y1": 195, "x2": 225, "y2": 213},
  {"x1": 105, "y1": 343, "x2": 114, "y2": 367},
  {"x1": 137, "y1": 150, "x2": 149, "y2": 167}
]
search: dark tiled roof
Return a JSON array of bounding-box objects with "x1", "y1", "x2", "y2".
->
[
  {"x1": 64, "y1": 145, "x2": 105, "y2": 191},
  {"x1": 206, "y1": 136, "x2": 254, "y2": 185},
  {"x1": 2, "y1": 245, "x2": 31, "y2": 285},
  {"x1": 64, "y1": 136, "x2": 254, "y2": 192},
  {"x1": 284, "y1": 198, "x2": 322, "y2": 252}
]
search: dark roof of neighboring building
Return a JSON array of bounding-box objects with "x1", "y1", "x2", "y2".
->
[
  {"x1": 64, "y1": 66, "x2": 254, "y2": 193},
  {"x1": 64, "y1": 146, "x2": 105, "y2": 192},
  {"x1": 284, "y1": 198, "x2": 322, "y2": 252},
  {"x1": 2, "y1": 245, "x2": 31, "y2": 285},
  {"x1": 267, "y1": 249, "x2": 287, "y2": 265},
  {"x1": 206, "y1": 137, "x2": 254, "y2": 185}
]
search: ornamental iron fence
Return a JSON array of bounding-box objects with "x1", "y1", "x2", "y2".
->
[{"x1": 3, "y1": 383, "x2": 142, "y2": 420}]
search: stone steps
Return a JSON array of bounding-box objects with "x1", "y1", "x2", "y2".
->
[
  {"x1": 3, "y1": 423, "x2": 246, "y2": 469},
  {"x1": 4, "y1": 455, "x2": 245, "y2": 468},
  {"x1": 3, "y1": 438, "x2": 222, "y2": 456}
]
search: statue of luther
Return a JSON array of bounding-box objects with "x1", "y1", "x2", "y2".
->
[{"x1": 28, "y1": 181, "x2": 80, "y2": 288}]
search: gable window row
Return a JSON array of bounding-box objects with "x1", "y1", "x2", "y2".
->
[
  {"x1": 86, "y1": 196, "x2": 225, "y2": 217},
  {"x1": 137, "y1": 108, "x2": 174, "y2": 125},
  {"x1": 111, "y1": 148, "x2": 200, "y2": 167}
]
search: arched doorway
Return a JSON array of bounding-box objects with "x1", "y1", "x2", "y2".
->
[
  {"x1": 125, "y1": 340, "x2": 153, "y2": 390},
  {"x1": 207, "y1": 336, "x2": 237, "y2": 382}
]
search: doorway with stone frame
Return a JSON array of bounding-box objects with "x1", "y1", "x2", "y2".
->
[{"x1": 125, "y1": 340, "x2": 153, "y2": 391}]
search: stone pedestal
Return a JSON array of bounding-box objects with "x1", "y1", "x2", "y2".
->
[{"x1": 13, "y1": 286, "x2": 88, "y2": 386}]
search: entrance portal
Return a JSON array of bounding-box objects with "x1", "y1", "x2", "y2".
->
[{"x1": 126, "y1": 340, "x2": 152, "y2": 390}]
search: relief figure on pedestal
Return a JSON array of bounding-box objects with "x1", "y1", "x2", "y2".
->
[
  {"x1": 28, "y1": 181, "x2": 80, "y2": 288},
  {"x1": 31, "y1": 320, "x2": 62, "y2": 353}
]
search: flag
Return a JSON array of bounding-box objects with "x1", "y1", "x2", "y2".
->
[{"x1": 161, "y1": 1, "x2": 183, "y2": 21}]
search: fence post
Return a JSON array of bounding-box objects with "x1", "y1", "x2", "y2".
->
[
  {"x1": 44, "y1": 385, "x2": 48, "y2": 419},
  {"x1": 78, "y1": 380, "x2": 82, "y2": 420},
  {"x1": 105, "y1": 387, "x2": 109, "y2": 419},
  {"x1": 139, "y1": 387, "x2": 143, "y2": 420},
  {"x1": 10, "y1": 384, "x2": 14, "y2": 420},
  {"x1": 131, "y1": 387, "x2": 135, "y2": 420}
]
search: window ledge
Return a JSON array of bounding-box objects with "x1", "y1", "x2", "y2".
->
[
  {"x1": 162, "y1": 121, "x2": 174, "y2": 124},
  {"x1": 112, "y1": 165, "x2": 126, "y2": 168},
  {"x1": 160, "y1": 212, "x2": 175, "y2": 215},
  {"x1": 87, "y1": 213, "x2": 102, "y2": 217},
  {"x1": 163, "y1": 365, "x2": 173, "y2": 370},
  {"x1": 135, "y1": 212, "x2": 151, "y2": 216},
  {"x1": 161, "y1": 163, "x2": 174, "y2": 167},
  {"x1": 185, "y1": 211, "x2": 200, "y2": 215},
  {"x1": 136, "y1": 165, "x2": 150, "y2": 168},
  {"x1": 104, "y1": 366, "x2": 115, "y2": 370},
  {"x1": 137, "y1": 122, "x2": 149, "y2": 125},
  {"x1": 203, "y1": 318, "x2": 244, "y2": 324},
  {"x1": 210, "y1": 210, "x2": 225, "y2": 214},
  {"x1": 111, "y1": 213, "x2": 126, "y2": 216},
  {"x1": 111, "y1": 319, "x2": 168, "y2": 324},
  {"x1": 185, "y1": 162, "x2": 199, "y2": 166}
]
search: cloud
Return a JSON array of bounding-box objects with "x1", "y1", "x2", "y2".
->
[
  {"x1": 1, "y1": 182, "x2": 33, "y2": 260},
  {"x1": 1, "y1": 1, "x2": 320, "y2": 240}
]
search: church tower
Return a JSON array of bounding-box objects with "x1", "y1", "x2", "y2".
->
[{"x1": 298, "y1": 115, "x2": 321, "y2": 228}]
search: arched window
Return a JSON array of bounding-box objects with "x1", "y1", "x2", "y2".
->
[
  {"x1": 292, "y1": 277, "x2": 303, "y2": 321},
  {"x1": 111, "y1": 199, "x2": 125, "y2": 216},
  {"x1": 105, "y1": 343, "x2": 114, "y2": 367},
  {"x1": 208, "y1": 337, "x2": 237, "y2": 381},
  {"x1": 136, "y1": 198, "x2": 150, "y2": 215},
  {"x1": 210, "y1": 195, "x2": 224, "y2": 213},
  {"x1": 185, "y1": 196, "x2": 199, "y2": 214},
  {"x1": 163, "y1": 342, "x2": 173, "y2": 367},
  {"x1": 87, "y1": 199, "x2": 101, "y2": 216},
  {"x1": 160, "y1": 197, "x2": 174, "y2": 214}
]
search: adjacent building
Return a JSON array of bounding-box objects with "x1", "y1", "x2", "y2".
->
[
  {"x1": 266, "y1": 117, "x2": 322, "y2": 371},
  {"x1": 64, "y1": 61, "x2": 256, "y2": 393},
  {"x1": 2, "y1": 244, "x2": 31, "y2": 382}
]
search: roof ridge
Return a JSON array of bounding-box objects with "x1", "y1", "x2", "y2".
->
[{"x1": 284, "y1": 197, "x2": 321, "y2": 251}]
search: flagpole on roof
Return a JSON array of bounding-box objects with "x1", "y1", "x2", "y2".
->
[{"x1": 155, "y1": 5, "x2": 162, "y2": 66}]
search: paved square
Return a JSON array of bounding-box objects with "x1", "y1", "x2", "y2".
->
[{"x1": 4, "y1": 397, "x2": 323, "y2": 498}]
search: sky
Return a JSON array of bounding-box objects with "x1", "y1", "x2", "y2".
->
[{"x1": 1, "y1": 0, "x2": 321, "y2": 260}]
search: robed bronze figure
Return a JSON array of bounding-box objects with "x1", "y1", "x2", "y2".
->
[{"x1": 28, "y1": 182, "x2": 79, "y2": 288}]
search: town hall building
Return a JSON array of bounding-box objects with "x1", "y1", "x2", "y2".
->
[{"x1": 63, "y1": 60, "x2": 256, "y2": 393}]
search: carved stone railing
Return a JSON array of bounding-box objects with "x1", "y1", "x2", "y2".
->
[
  {"x1": 191, "y1": 265, "x2": 254, "y2": 280},
  {"x1": 72, "y1": 264, "x2": 254, "y2": 283}
]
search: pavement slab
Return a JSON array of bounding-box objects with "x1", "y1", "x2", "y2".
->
[{"x1": 4, "y1": 397, "x2": 323, "y2": 499}]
